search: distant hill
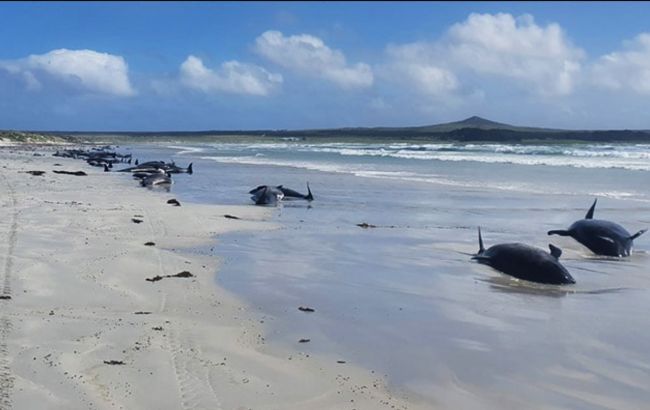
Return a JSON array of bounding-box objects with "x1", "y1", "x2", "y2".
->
[
  {"x1": 10, "y1": 116, "x2": 650, "y2": 143},
  {"x1": 409, "y1": 116, "x2": 565, "y2": 133}
]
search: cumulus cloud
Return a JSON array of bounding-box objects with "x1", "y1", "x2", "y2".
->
[
  {"x1": 384, "y1": 13, "x2": 584, "y2": 98},
  {"x1": 179, "y1": 55, "x2": 282, "y2": 96},
  {"x1": 446, "y1": 13, "x2": 583, "y2": 96},
  {"x1": 383, "y1": 42, "x2": 459, "y2": 97},
  {"x1": 591, "y1": 33, "x2": 650, "y2": 94},
  {"x1": 254, "y1": 30, "x2": 373, "y2": 89},
  {"x1": 0, "y1": 49, "x2": 135, "y2": 96}
]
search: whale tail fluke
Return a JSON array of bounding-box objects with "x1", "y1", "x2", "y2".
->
[
  {"x1": 104, "y1": 164, "x2": 110, "y2": 172},
  {"x1": 630, "y1": 229, "x2": 648, "y2": 240},
  {"x1": 187, "y1": 163, "x2": 193, "y2": 175},
  {"x1": 135, "y1": 159, "x2": 139, "y2": 165},
  {"x1": 548, "y1": 230, "x2": 570, "y2": 236},
  {"x1": 305, "y1": 182, "x2": 313, "y2": 201},
  {"x1": 585, "y1": 198, "x2": 597, "y2": 219}
]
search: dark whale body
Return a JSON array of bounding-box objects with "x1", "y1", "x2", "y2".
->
[
  {"x1": 250, "y1": 185, "x2": 284, "y2": 206},
  {"x1": 472, "y1": 228, "x2": 575, "y2": 285},
  {"x1": 277, "y1": 183, "x2": 313, "y2": 201},
  {"x1": 548, "y1": 199, "x2": 647, "y2": 257}
]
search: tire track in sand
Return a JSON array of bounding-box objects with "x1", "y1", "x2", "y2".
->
[
  {"x1": 1, "y1": 176, "x2": 17, "y2": 297},
  {"x1": 141, "y1": 207, "x2": 222, "y2": 409},
  {"x1": 0, "y1": 174, "x2": 17, "y2": 409}
]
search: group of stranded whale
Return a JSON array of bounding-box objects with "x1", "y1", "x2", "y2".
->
[
  {"x1": 54, "y1": 146, "x2": 645, "y2": 287},
  {"x1": 54, "y1": 147, "x2": 193, "y2": 189},
  {"x1": 473, "y1": 199, "x2": 647, "y2": 285}
]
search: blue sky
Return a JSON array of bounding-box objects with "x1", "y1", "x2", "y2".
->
[{"x1": 2, "y1": 1, "x2": 650, "y2": 131}]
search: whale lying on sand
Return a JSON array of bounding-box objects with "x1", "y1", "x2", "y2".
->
[
  {"x1": 472, "y1": 228, "x2": 576, "y2": 285},
  {"x1": 249, "y1": 185, "x2": 284, "y2": 206}
]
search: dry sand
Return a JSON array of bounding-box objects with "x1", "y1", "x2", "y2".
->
[{"x1": 0, "y1": 147, "x2": 426, "y2": 410}]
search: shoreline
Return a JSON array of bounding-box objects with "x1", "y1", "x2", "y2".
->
[{"x1": 0, "y1": 145, "x2": 424, "y2": 409}]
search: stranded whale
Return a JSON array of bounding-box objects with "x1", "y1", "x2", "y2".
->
[
  {"x1": 548, "y1": 199, "x2": 647, "y2": 257},
  {"x1": 249, "y1": 185, "x2": 284, "y2": 206},
  {"x1": 472, "y1": 228, "x2": 575, "y2": 285}
]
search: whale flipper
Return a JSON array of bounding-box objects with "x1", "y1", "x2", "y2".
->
[
  {"x1": 549, "y1": 244, "x2": 562, "y2": 259},
  {"x1": 631, "y1": 229, "x2": 647, "y2": 240},
  {"x1": 597, "y1": 235, "x2": 616, "y2": 244},
  {"x1": 585, "y1": 198, "x2": 597, "y2": 219}
]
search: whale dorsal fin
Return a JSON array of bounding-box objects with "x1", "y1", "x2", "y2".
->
[
  {"x1": 585, "y1": 198, "x2": 597, "y2": 219},
  {"x1": 478, "y1": 227, "x2": 485, "y2": 254},
  {"x1": 549, "y1": 244, "x2": 562, "y2": 259}
]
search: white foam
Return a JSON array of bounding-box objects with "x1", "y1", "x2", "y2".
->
[{"x1": 167, "y1": 145, "x2": 207, "y2": 155}]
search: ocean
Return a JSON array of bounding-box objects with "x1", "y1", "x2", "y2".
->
[{"x1": 121, "y1": 139, "x2": 650, "y2": 409}]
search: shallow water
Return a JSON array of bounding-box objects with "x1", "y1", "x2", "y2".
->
[{"x1": 120, "y1": 140, "x2": 650, "y2": 409}]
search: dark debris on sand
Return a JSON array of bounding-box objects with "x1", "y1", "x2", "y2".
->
[
  {"x1": 146, "y1": 271, "x2": 195, "y2": 282},
  {"x1": 144, "y1": 242, "x2": 156, "y2": 246},
  {"x1": 357, "y1": 222, "x2": 377, "y2": 229},
  {"x1": 132, "y1": 218, "x2": 143, "y2": 224},
  {"x1": 134, "y1": 311, "x2": 152, "y2": 315},
  {"x1": 52, "y1": 170, "x2": 87, "y2": 176},
  {"x1": 103, "y1": 360, "x2": 125, "y2": 365},
  {"x1": 167, "y1": 199, "x2": 181, "y2": 206},
  {"x1": 298, "y1": 306, "x2": 315, "y2": 313},
  {"x1": 298, "y1": 338, "x2": 311, "y2": 343},
  {"x1": 224, "y1": 214, "x2": 241, "y2": 220},
  {"x1": 0, "y1": 295, "x2": 11, "y2": 300},
  {"x1": 25, "y1": 170, "x2": 46, "y2": 176}
]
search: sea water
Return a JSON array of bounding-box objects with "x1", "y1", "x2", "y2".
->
[{"x1": 123, "y1": 139, "x2": 650, "y2": 409}]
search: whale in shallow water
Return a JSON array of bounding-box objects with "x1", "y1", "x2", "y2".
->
[
  {"x1": 249, "y1": 185, "x2": 284, "y2": 206},
  {"x1": 140, "y1": 170, "x2": 172, "y2": 188},
  {"x1": 277, "y1": 183, "x2": 313, "y2": 201},
  {"x1": 548, "y1": 199, "x2": 647, "y2": 257},
  {"x1": 472, "y1": 228, "x2": 576, "y2": 285}
]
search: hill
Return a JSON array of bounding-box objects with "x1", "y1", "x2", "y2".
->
[{"x1": 9, "y1": 116, "x2": 650, "y2": 143}]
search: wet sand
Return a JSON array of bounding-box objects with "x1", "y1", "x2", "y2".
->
[
  {"x1": 156, "y1": 145, "x2": 650, "y2": 410},
  {"x1": 0, "y1": 146, "x2": 425, "y2": 410}
]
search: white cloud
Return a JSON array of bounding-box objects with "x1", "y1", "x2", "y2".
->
[
  {"x1": 384, "y1": 13, "x2": 584, "y2": 98},
  {"x1": 0, "y1": 49, "x2": 135, "y2": 96},
  {"x1": 383, "y1": 42, "x2": 459, "y2": 97},
  {"x1": 446, "y1": 13, "x2": 583, "y2": 96},
  {"x1": 254, "y1": 30, "x2": 373, "y2": 89},
  {"x1": 179, "y1": 55, "x2": 282, "y2": 96},
  {"x1": 591, "y1": 33, "x2": 650, "y2": 94}
]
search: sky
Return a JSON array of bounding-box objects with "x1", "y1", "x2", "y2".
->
[{"x1": 2, "y1": 1, "x2": 650, "y2": 131}]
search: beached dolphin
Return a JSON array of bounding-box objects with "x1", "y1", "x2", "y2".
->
[
  {"x1": 472, "y1": 228, "x2": 576, "y2": 285},
  {"x1": 548, "y1": 199, "x2": 647, "y2": 257},
  {"x1": 249, "y1": 183, "x2": 313, "y2": 201},
  {"x1": 140, "y1": 170, "x2": 172, "y2": 188},
  {"x1": 116, "y1": 161, "x2": 192, "y2": 175},
  {"x1": 277, "y1": 183, "x2": 313, "y2": 201},
  {"x1": 166, "y1": 162, "x2": 193, "y2": 175},
  {"x1": 250, "y1": 185, "x2": 284, "y2": 206}
]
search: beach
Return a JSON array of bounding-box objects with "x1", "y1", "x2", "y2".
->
[
  {"x1": 0, "y1": 145, "x2": 423, "y2": 410},
  {"x1": 1, "y1": 139, "x2": 649, "y2": 410}
]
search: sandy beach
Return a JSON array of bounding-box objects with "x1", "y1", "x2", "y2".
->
[{"x1": 0, "y1": 145, "x2": 424, "y2": 410}]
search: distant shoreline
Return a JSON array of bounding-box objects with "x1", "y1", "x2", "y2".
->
[
  {"x1": 5, "y1": 113, "x2": 650, "y2": 145},
  {"x1": 4, "y1": 129, "x2": 650, "y2": 144}
]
